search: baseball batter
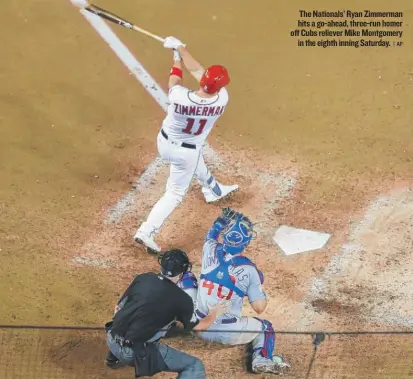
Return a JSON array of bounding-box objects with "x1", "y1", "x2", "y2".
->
[
  {"x1": 134, "y1": 36, "x2": 238, "y2": 253},
  {"x1": 179, "y1": 208, "x2": 291, "y2": 375}
]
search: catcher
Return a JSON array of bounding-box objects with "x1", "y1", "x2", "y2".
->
[{"x1": 178, "y1": 209, "x2": 291, "y2": 375}]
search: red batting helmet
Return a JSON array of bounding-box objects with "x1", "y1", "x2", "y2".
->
[{"x1": 200, "y1": 65, "x2": 230, "y2": 94}]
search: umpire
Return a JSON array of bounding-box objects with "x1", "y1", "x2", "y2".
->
[{"x1": 104, "y1": 248, "x2": 226, "y2": 378}]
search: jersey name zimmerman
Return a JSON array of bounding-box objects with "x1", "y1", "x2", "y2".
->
[
  {"x1": 162, "y1": 85, "x2": 229, "y2": 145},
  {"x1": 173, "y1": 104, "x2": 225, "y2": 117}
]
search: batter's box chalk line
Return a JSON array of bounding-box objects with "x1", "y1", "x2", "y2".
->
[
  {"x1": 307, "y1": 189, "x2": 413, "y2": 327},
  {"x1": 72, "y1": 256, "x2": 113, "y2": 268}
]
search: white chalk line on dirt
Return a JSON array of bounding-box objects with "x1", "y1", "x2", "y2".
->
[
  {"x1": 80, "y1": 9, "x2": 169, "y2": 110},
  {"x1": 79, "y1": 9, "x2": 221, "y2": 224},
  {"x1": 80, "y1": 10, "x2": 167, "y2": 223},
  {"x1": 307, "y1": 189, "x2": 413, "y2": 327},
  {"x1": 105, "y1": 156, "x2": 163, "y2": 223}
]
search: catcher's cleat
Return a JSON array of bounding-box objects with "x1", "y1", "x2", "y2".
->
[
  {"x1": 134, "y1": 230, "x2": 161, "y2": 254},
  {"x1": 203, "y1": 183, "x2": 239, "y2": 203},
  {"x1": 252, "y1": 354, "x2": 291, "y2": 375}
]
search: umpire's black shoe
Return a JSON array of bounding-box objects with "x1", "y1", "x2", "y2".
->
[{"x1": 105, "y1": 351, "x2": 125, "y2": 370}]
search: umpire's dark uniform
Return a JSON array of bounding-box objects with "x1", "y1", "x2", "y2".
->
[{"x1": 105, "y1": 249, "x2": 205, "y2": 379}]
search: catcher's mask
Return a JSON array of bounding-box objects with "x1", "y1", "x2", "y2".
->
[
  {"x1": 222, "y1": 215, "x2": 256, "y2": 255},
  {"x1": 158, "y1": 249, "x2": 192, "y2": 278}
]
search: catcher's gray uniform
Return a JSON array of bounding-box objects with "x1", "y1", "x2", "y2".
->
[
  {"x1": 196, "y1": 237, "x2": 267, "y2": 347},
  {"x1": 179, "y1": 214, "x2": 276, "y2": 359},
  {"x1": 177, "y1": 210, "x2": 291, "y2": 375}
]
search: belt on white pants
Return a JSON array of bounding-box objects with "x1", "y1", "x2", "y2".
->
[{"x1": 161, "y1": 129, "x2": 197, "y2": 149}]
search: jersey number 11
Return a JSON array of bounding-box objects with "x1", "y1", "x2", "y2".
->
[{"x1": 182, "y1": 118, "x2": 207, "y2": 136}]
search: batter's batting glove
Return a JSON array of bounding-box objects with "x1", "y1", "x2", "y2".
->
[
  {"x1": 163, "y1": 36, "x2": 186, "y2": 50},
  {"x1": 172, "y1": 49, "x2": 182, "y2": 62}
]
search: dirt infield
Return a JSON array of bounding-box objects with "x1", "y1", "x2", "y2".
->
[{"x1": 1, "y1": 0, "x2": 412, "y2": 378}]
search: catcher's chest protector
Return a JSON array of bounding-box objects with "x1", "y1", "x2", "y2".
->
[{"x1": 200, "y1": 252, "x2": 257, "y2": 298}]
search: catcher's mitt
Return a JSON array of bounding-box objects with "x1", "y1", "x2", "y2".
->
[
  {"x1": 222, "y1": 207, "x2": 238, "y2": 220},
  {"x1": 222, "y1": 207, "x2": 254, "y2": 226}
]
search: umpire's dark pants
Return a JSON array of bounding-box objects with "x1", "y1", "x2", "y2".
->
[{"x1": 106, "y1": 331, "x2": 205, "y2": 379}]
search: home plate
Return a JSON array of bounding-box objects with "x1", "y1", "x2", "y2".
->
[{"x1": 273, "y1": 225, "x2": 331, "y2": 255}]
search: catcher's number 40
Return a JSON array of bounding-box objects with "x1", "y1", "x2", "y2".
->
[{"x1": 202, "y1": 280, "x2": 233, "y2": 301}]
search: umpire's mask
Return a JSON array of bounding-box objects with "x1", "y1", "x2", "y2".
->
[{"x1": 158, "y1": 249, "x2": 192, "y2": 278}]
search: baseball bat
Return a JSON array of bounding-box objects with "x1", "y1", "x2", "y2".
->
[{"x1": 83, "y1": 3, "x2": 165, "y2": 43}]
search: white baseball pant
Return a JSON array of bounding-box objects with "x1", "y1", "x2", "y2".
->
[
  {"x1": 198, "y1": 316, "x2": 265, "y2": 348},
  {"x1": 139, "y1": 131, "x2": 215, "y2": 237}
]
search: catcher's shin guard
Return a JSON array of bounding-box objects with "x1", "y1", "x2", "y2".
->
[{"x1": 253, "y1": 319, "x2": 275, "y2": 359}]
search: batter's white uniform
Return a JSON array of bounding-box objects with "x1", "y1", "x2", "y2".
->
[{"x1": 138, "y1": 85, "x2": 232, "y2": 239}]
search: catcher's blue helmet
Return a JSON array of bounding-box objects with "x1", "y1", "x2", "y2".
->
[{"x1": 222, "y1": 215, "x2": 255, "y2": 255}]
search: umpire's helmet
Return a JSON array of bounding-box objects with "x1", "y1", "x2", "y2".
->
[{"x1": 158, "y1": 249, "x2": 192, "y2": 278}]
